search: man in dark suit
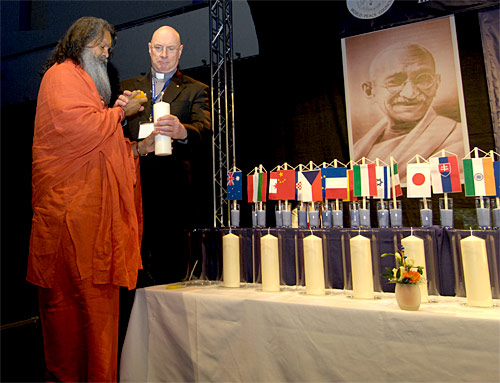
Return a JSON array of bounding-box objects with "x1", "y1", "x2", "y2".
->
[{"x1": 120, "y1": 26, "x2": 211, "y2": 286}]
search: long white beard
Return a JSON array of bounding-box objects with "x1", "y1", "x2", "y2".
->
[{"x1": 81, "y1": 48, "x2": 111, "y2": 104}]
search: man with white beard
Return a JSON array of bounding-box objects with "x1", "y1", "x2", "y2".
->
[{"x1": 28, "y1": 17, "x2": 150, "y2": 382}]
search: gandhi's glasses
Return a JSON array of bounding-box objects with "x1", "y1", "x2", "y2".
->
[{"x1": 375, "y1": 73, "x2": 436, "y2": 94}]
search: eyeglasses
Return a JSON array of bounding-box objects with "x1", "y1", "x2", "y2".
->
[
  {"x1": 374, "y1": 73, "x2": 436, "y2": 94},
  {"x1": 152, "y1": 45, "x2": 179, "y2": 54}
]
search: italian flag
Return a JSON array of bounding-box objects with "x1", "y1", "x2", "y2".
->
[
  {"x1": 463, "y1": 157, "x2": 496, "y2": 197},
  {"x1": 353, "y1": 164, "x2": 377, "y2": 197}
]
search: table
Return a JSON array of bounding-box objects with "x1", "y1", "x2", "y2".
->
[
  {"x1": 120, "y1": 284, "x2": 500, "y2": 382},
  {"x1": 188, "y1": 227, "x2": 500, "y2": 298}
]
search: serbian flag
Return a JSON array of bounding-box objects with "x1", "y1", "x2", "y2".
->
[
  {"x1": 430, "y1": 156, "x2": 462, "y2": 194},
  {"x1": 247, "y1": 172, "x2": 267, "y2": 202},
  {"x1": 353, "y1": 164, "x2": 377, "y2": 197},
  {"x1": 390, "y1": 162, "x2": 403, "y2": 197},
  {"x1": 407, "y1": 163, "x2": 431, "y2": 198},
  {"x1": 374, "y1": 165, "x2": 391, "y2": 199},
  {"x1": 321, "y1": 167, "x2": 348, "y2": 199},
  {"x1": 343, "y1": 169, "x2": 357, "y2": 202},
  {"x1": 462, "y1": 157, "x2": 496, "y2": 197},
  {"x1": 269, "y1": 169, "x2": 296, "y2": 200},
  {"x1": 495, "y1": 161, "x2": 500, "y2": 197},
  {"x1": 296, "y1": 170, "x2": 322, "y2": 202},
  {"x1": 227, "y1": 171, "x2": 242, "y2": 200}
]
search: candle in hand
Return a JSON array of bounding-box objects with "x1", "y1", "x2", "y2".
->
[
  {"x1": 223, "y1": 232, "x2": 240, "y2": 287},
  {"x1": 349, "y1": 234, "x2": 374, "y2": 299},
  {"x1": 153, "y1": 101, "x2": 172, "y2": 156},
  {"x1": 303, "y1": 234, "x2": 325, "y2": 295},
  {"x1": 260, "y1": 233, "x2": 280, "y2": 292}
]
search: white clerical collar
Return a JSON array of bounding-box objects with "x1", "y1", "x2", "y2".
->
[{"x1": 152, "y1": 68, "x2": 176, "y2": 81}]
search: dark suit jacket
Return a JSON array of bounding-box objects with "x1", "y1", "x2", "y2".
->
[{"x1": 120, "y1": 69, "x2": 212, "y2": 231}]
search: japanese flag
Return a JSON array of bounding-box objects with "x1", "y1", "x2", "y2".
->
[{"x1": 407, "y1": 163, "x2": 431, "y2": 198}]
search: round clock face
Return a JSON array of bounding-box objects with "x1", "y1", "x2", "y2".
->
[{"x1": 346, "y1": 0, "x2": 395, "y2": 19}]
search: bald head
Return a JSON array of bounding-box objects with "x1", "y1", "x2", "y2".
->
[{"x1": 149, "y1": 26, "x2": 183, "y2": 73}]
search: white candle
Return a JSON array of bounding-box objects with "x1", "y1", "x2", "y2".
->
[
  {"x1": 303, "y1": 234, "x2": 325, "y2": 295},
  {"x1": 260, "y1": 234, "x2": 280, "y2": 292},
  {"x1": 153, "y1": 101, "x2": 172, "y2": 156},
  {"x1": 401, "y1": 234, "x2": 429, "y2": 303},
  {"x1": 223, "y1": 233, "x2": 240, "y2": 287},
  {"x1": 349, "y1": 234, "x2": 374, "y2": 299},
  {"x1": 460, "y1": 235, "x2": 493, "y2": 307}
]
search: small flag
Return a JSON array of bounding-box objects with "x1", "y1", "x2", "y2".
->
[
  {"x1": 494, "y1": 161, "x2": 500, "y2": 197},
  {"x1": 374, "y1": 165, "x2": 391, "y2": 199},
  {"x1": 321, "y1": 167, "x2": 348, "y2": 199},
  {"x1": 390, "y1": 162, "x2": 403, "y2": 198},
  {"x1": 462, "y1": 157, "x2": 496, "y2": 197},
  {"x1": 227, "y1": 171, "x2": 242, "y2": 200},
  {"x1": 430, "y1": 156, "x2": 462, "y2": 194},
  {"x1": 343, "y1": 169, "x2": 357, "y2": 202},
  {"x1": 247, "y1": 172, "x2": 267, "y2": 203},
  {"x1": 353, "y1": 164, "x2": 377, "y2": 197},
  {"x1": 269, "y1": 169, "x2": 296, "y2": 200},
  {"x1": 407, "y1": 163, "x2": 431, "y2": 198},
  {"x1": 296, "y1": 170, "x2": 322, "y2": 202}
]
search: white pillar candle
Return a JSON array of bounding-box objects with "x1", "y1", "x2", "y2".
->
[
  {"x1": 401, "y1": 234, "x2": 429, "y2": 303},
  {"x1": 223, "y1": 233, "x2": 240, "y2": 287},
  {"x1": 303, "y1": 234, "x2": 325, "y2": 295},
  {"x1": 153, "y1": 101, "x2": 172, "y2": 156},
  {"x1": 260, "y1": 234, "x2": 280, "y2": 292},
  {"x1": 349, "y1": 234, "x2": 374, "y2": 299},
  {"x1": 460, "y1": 235, "x2": 493, "y2": 307}
]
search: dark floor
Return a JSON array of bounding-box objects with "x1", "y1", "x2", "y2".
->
[{"x1": 1, "y1": 318, "x2": 45, "y2": 382}]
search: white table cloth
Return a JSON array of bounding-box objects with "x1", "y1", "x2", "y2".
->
[{"x1": 120, "y1": 284, "x2": 500, "y2": 382}]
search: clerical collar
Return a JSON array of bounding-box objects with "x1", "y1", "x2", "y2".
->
[{"x1": 152, "y1": 68, "x2": 176, "y2": 81}]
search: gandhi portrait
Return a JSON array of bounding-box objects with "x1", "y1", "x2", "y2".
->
[{"x1": 343, "y1": 16, "x2": 469, "y2": 184}]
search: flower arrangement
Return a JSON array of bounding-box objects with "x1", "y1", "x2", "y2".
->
[{"x1": 381, "y1": 245, "x2": 424, "y2": 284}]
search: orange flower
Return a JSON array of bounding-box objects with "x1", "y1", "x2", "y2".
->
[{"x1": 402, "y1": 270, "x2": 421, "y2": 283}]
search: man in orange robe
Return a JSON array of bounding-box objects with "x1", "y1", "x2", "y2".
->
[{"x1": 27, "y1": 17, "x2": 150, "y2": 382}]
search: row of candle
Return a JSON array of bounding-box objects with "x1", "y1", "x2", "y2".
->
[
  {"x1": 230, "y1": 197, "x2": 500, "y2": 230},
  {"x1": 222, "y1": 230, "x2": 494, "y2": 307}
]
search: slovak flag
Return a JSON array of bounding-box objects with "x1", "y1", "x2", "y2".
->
[
  {"x1": 406, "y1": 163, "x2": 431, "y2": 198},
  {"x1": 321, "y1": 167, "x2": 348, "y2": 199},
  {"x1": 353, "y1": 164, "x2": 377, "y2": 197},
  {"x1": 462, "y1": 157, "x2": 496, "y2": 197},
  {"x1": 374, "y1": 165, "x2": 391, "y2": 199},
  {"x1": 247, "y1": 172, "x2": 267, "y2": 202},
  {"x1": 296, "y1": 170, "x2": 322, "y2": 202},
  {"x1": 269, "y1": 169, "x2": 296, "y2": 200},
  {"x1": 430, "y1": 156, "x2": 462, "y2": 194},
  {"x1": 227, "y1": 171, "x2": 242, "y2": 200}
]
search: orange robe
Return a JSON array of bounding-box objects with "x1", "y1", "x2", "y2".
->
[{"x1": 28, "y1": 60, "x2": 142, "y2": 382}]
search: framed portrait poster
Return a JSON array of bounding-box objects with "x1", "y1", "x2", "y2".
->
[{"x1": 342, "y1": 16, "x2": 470, "y2": 185}]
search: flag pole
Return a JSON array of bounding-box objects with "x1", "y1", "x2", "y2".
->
[{"x1": 390, "y1": 156, "x2": 397, "y2": 210}]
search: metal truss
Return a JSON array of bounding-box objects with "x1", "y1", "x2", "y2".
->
[{"x1": 210, "y1": 0, "x2": 236, "y2": 227}]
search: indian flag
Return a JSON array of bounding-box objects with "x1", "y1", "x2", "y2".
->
[{"x1": 463, "y1": 157, "x2": 496, "y2": 197}]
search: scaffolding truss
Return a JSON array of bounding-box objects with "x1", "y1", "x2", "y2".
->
[{"x1": 210, "y1": 0, "x2": 236, "y2": 227}]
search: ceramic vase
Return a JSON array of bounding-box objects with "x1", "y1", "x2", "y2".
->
[{"x1": 395, "y1": 283, "x2": 421, "y2": 311}]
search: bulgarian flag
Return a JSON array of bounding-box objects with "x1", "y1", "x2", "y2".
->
[
  {"x1": 463, "y1": 157, "x2": 497, "y2": 197},
  {"x1": 247, "y1": 172, "x2": 267, "y2": 202},
  {"x1": 353, "y1": 164, "x2": 377, "y2": 197}
]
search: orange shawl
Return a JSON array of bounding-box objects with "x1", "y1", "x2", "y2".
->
[{"x1": 28, "y1": 60, "x2": 142, "y2": 289}]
